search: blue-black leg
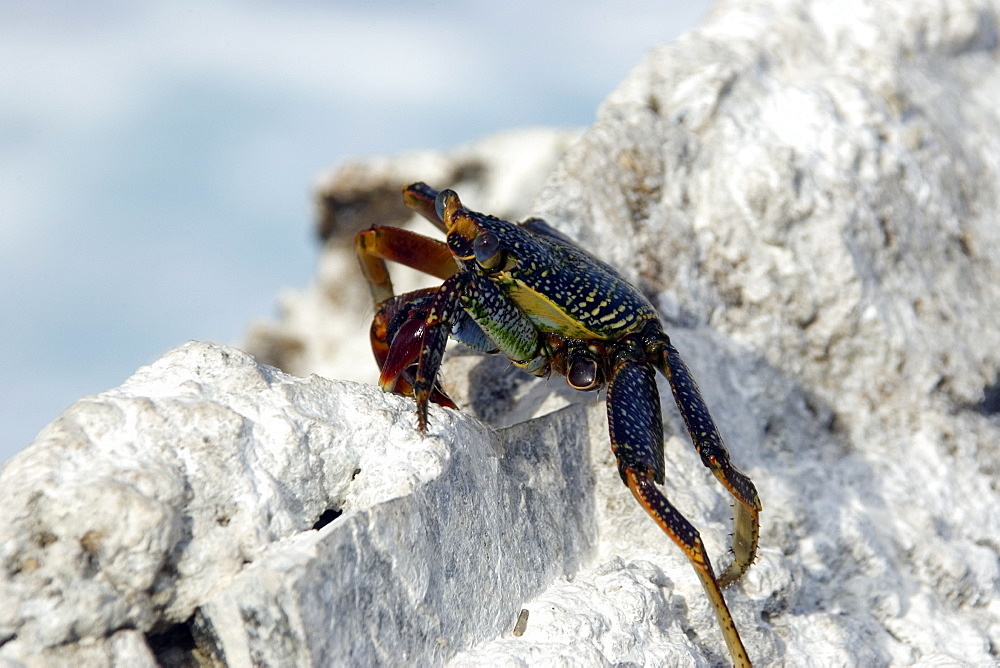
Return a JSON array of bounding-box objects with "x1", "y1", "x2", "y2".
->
[
  {"x1": 607, "y1": 339, "x2": 665, "y2": 483},
  {"x1": 658, "y1": 340, "x2": 761, "y2": 589},
  {"x1": 607, "y1": 338, "x2": 751, "y2": 667}
]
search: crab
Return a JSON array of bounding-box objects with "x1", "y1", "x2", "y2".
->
[{"x1": 354, "y1": 182, "x2": 761, "y2": 667}]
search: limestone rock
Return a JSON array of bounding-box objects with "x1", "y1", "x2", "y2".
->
[
  {"x1": 456, "y1": 0, "x2": 1000, "y2": 663},
  {"x1": 0, "y1": 342, "x2": 593, "y2": 665}
]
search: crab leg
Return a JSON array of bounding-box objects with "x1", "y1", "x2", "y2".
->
[
  {"x1": 607, "y1": 341, "x2": 751, "y2": 667},
  {"x1": 607, "y1": 340, "x2": 666, "y2": 483},
  {"x1": 355, "y1": 226, "x2": 458, "y2": 305},
  {"x1": 657, "y1": 341, "x2": 761, "y2": 588},
  {"x1": 625, "y1": 470, "x2": 751, "y2": 668}
]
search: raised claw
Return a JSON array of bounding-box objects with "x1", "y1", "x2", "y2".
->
[{"x1": 355, "y1": 225, "x2": 458, "y2": 305}]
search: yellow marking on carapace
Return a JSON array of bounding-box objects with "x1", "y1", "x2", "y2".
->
[{"x1": 506, "y1": 279, "x2": 607, "y2": 339}]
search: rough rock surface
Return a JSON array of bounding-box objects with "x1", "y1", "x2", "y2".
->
[
  {"x1": 0, "y1": 343, "x2": 593, "y2": 666},
  {"x1": 5, "y1": 0, "x2": 1000, "y2": 665}
]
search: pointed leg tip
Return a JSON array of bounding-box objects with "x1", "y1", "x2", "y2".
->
[{"x1": 416, "y1": 405, "x2": 430, "y2": 432}]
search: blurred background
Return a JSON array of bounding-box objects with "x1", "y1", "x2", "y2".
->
[{"x1": 0, "y1": 1, "x2": 712, "y2": 466}]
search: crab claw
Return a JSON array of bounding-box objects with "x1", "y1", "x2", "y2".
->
[
  {"x1": 370, "y1": 290, "x2": 457, "y2": 415},
  {"x1": 402, "y1": 182, "x2": 449, "y2": 233}
]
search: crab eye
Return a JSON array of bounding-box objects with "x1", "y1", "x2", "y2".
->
[
  {"x1": 473, "y1": 231, "x2": 502, "y2": 269},
  {"x1": 567, "y1": 357, "x2": 600, "y2": 391},
  {"x1": 434, "y1": 190, "x2": 451, "y2": 221}
]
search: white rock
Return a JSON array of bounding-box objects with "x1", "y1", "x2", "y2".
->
[
  {"x1": 0, "y1": 342, "x2": 593, "y2": 665},
  {"x1": 475, "y1": 0, "x2": 1000, "y2": 664}
]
